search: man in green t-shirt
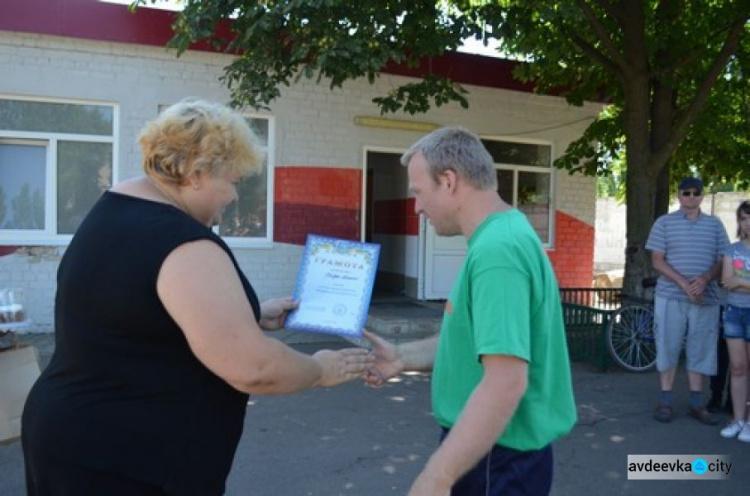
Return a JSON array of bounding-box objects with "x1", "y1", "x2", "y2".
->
[{"x1": 364, "y1": 127, "x2": 576, "y2": 495}]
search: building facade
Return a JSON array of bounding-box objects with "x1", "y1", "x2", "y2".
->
[{"x1": 1, "y1": 0, "x2": 601, "y2": 330}]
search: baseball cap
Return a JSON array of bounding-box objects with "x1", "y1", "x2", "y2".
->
[{"x1": 678, "y1": 177, "x2": 703, "y2": 192}]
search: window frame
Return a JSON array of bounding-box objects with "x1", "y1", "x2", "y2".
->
[
  {"x1": 217, "y1": 112, "x2": 275, "y2": 249},
  {"x1": 480, "y1": 135, "x2": 556, "y2": 248},
  {"x1": 0, "y1": 95, "x2": 119, "y2": 246}
]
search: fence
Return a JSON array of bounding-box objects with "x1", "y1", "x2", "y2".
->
[
  {"x1": 559, "y1": 287, "x2": 622, "y2": 311},
  {"x1": 560, "y1": 287, "x2": 621, "y2": 371}
]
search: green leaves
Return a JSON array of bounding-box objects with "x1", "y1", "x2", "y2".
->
[
  {"x1": 131, "y1": 0, "x2": 749, "y2": 193},
  {"x1": 373, "y1": 76, "x2": 469, "y2": 114}
]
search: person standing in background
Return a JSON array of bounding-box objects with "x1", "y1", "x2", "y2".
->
[
  {"x1": 718, "y1": 200, "x2": 750, "y2": 442},
  {"x1": 646, "y1": 177, "x2": 729, "y2": 425}
]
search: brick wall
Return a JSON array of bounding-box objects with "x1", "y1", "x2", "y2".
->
[
  {"x1": 548, "y1": 210, "x2": 595, "y2": 287},
  {"x1": 274, "y1": 167, "x2": 362, "y2": 245}
]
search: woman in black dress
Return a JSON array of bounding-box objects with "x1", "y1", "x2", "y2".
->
[{"x1": 22, "y1": 98, "x2": 372, "y2": 495}]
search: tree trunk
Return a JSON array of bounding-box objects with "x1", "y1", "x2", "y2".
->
[
  {"x1": 623, "y1": 166, "x2": 656, "y2": 300},
  {"x1": 651, "y1": 80, "x2": 677, "y2": 220},
  {"x1": 622, "y1": 71, "x2": 654, "y2": 300},
  {"x1": 654, "y1": 163, "x2": 671, "y2": 219}
]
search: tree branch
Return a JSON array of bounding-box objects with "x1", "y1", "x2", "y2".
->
[
  {"x1": 593, "y1": 0, "x2": 624, "y2": 23},
  {"x1": 567, "y1": 30, "x2": 621, "y2": 76},
  {"x1": 651, "y1": 18, "x2": 749, "y2": 77},
  {"x1": 576, "y1": 0, "x2": 629, "y2": 69},
  {"x1": 652, "y1": 16, "x2": 749, "y2": 167}
]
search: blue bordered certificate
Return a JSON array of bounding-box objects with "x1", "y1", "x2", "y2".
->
[{"x1": 285, "y1": 235, "x2": 380, "y2": 338}]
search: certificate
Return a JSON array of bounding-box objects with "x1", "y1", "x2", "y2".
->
[{"x1": 284, "y1": 235, "x2": 380, "y2": 338}]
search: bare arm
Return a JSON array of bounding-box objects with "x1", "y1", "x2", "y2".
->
[
  {"x1": 362, "y1": 330, "x2": 438, "y2": 385},
  {"x1": 409, "y1": 355, "x2": 528, "y2": 495},
  {"x1": 651, "y1": 250, "x2": 691, "y2": 293},
  {"x1": 158, "y1": 240, "x2": 371, "y2": 395},
  {"x1": 397, "y1": 334, "x2": 439, "y2": 371},
  {"x1": 651, "y1": 251, "x2": 721, "y2": 300},
  {"x1": 722, "y1": 254, "x2": 750, "y2": 292}
]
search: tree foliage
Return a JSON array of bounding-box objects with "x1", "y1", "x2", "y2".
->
[{"x1": 135, "y1": 0, "x2": 750, "y2": 295}]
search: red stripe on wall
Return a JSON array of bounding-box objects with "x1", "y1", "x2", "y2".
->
[
  {"x1": 2, "y1": 0, "x2": 233, "y2": 51},
  {"x1": 275, "y1": 167, "x2": 361, "y2": 210},
  {"x1": 547, "y1": 210, "x2": 594, "y2": 288},
  {"x1": 274, "y1": 167, "x2": 361, "y2": 245},
  {"x1": 274, "y1": 204, "x2": 360, "y2": 246}
]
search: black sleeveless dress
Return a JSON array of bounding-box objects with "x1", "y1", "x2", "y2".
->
[{"x1": 22, "y1": 191, "x2": 260, "y2": 495}]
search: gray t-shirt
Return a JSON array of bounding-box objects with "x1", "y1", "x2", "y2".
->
[
  {"x1": 646, "y1": 209, "x2": 729, "y2": 304},
  {"x1": 724, "y1": 241, "x2": 750, "y2": 308}
]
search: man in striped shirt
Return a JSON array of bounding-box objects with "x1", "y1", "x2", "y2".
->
[{"x1": 646, "y1": 177, "x2": 729, "y2": 425}]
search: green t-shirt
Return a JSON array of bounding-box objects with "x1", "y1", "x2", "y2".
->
[{"x1": 432, "y1": 209, "x2": 577, "y2": 451}]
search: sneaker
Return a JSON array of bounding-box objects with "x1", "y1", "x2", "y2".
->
[
  {"x1": 720, "y1": 420, "x2": 745, "y2": 438},
  {"x1": 739, "y1": 424, "x2": 750, "y2": 443}
]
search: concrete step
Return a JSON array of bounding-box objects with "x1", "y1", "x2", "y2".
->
[{"x1": 364, "y1": 299, "x2": 443, "y2": 343}]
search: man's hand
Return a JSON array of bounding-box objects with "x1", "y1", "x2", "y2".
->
[
  {"x1": 688, "y1": 274, "x2": 714, "y2": 304},
  {"x1": 362, "y1": 330, "x2": 403, "y2": 387}
]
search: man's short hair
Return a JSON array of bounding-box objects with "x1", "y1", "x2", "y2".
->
[{"x1": 400, "y1": 127, "x2": 497, "y2": 191}]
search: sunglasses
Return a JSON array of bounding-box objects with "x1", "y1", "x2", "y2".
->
[{"x1": 680, "y1": 190, "x2": 702, "y2": 197}]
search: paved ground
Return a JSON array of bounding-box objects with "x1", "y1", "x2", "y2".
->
[{"x1": 1, "y1": 332, "x2": 747, "y2": 495}]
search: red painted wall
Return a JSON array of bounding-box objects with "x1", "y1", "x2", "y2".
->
[
  {"x1": 274, "y1": 167, "x2": 362, "y2": 245},
  {"x1": 548, "y1": 210, "x2": 595, "y2": 288}
]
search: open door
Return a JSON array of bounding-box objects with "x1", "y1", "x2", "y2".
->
[{"x1": 421, "y1": 219, "x2": 467, "y2": 300}]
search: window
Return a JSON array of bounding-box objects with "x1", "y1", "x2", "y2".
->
[
  {"x1": 0, "y1": 97, "x2": 116, "y2": 244},
  {"x1": 216, "y1": 115, "x2": 273, "y2": 246},
  {"x1": 158, "y1": 105, "x2": 274, "y2": 247},
  {"x1": 482, "y1": 138, "x2": 554, "y2": 244}
]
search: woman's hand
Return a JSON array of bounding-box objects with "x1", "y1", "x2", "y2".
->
[
  {"x1": 312, "y1": 348, "x2": 374, "y2": 387},
  {"x1": 259, "y1": 297, "x2": 298, "y2": 330}
]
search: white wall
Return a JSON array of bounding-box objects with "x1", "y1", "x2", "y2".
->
[
  {"x1": 0, "y1": 30, "x2": 601, "y2": 329},
  {"x1": 594, "y1": 192, "x2": 750, "y2": 272}
]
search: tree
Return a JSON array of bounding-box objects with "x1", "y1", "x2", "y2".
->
[{"x1": 136, "y1": 0, "x2": 750, "y2": 296}]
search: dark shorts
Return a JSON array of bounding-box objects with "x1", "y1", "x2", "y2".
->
[{"x1": 440, "y1": 427, "x2": 553, "y2": 496}]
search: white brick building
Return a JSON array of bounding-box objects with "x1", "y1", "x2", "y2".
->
[{"x1": 1, "y1": 0, "x2": 602, "y2": 330}]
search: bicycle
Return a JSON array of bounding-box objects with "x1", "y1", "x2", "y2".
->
[{"x1": 606, "y1": 278, "x2": 657, "y2": 372}]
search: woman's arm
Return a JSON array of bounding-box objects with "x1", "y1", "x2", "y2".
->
[
  {"x1": 721, "y1": 254, "x2": 750, "y2": 292},
  {"x1": 157, "y1": 240, "x2": 372, "y2": 395}
]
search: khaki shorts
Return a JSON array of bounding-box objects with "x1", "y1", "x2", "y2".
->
[{"x1": 653, "y1": 296, "x2": 719, "y2": 375}]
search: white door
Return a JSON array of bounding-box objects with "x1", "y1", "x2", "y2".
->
[{"x1": 421, "y1": 216, "x2": 467, "y2": 299}]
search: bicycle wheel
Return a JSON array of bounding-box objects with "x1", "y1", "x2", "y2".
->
[{"x1": 607, "y1": 304, "x2": 657, "y2": 372}]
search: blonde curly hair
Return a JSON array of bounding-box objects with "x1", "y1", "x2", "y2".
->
[{"x1": 138, "y1": 98, "x2": 264, "y2": 183}]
